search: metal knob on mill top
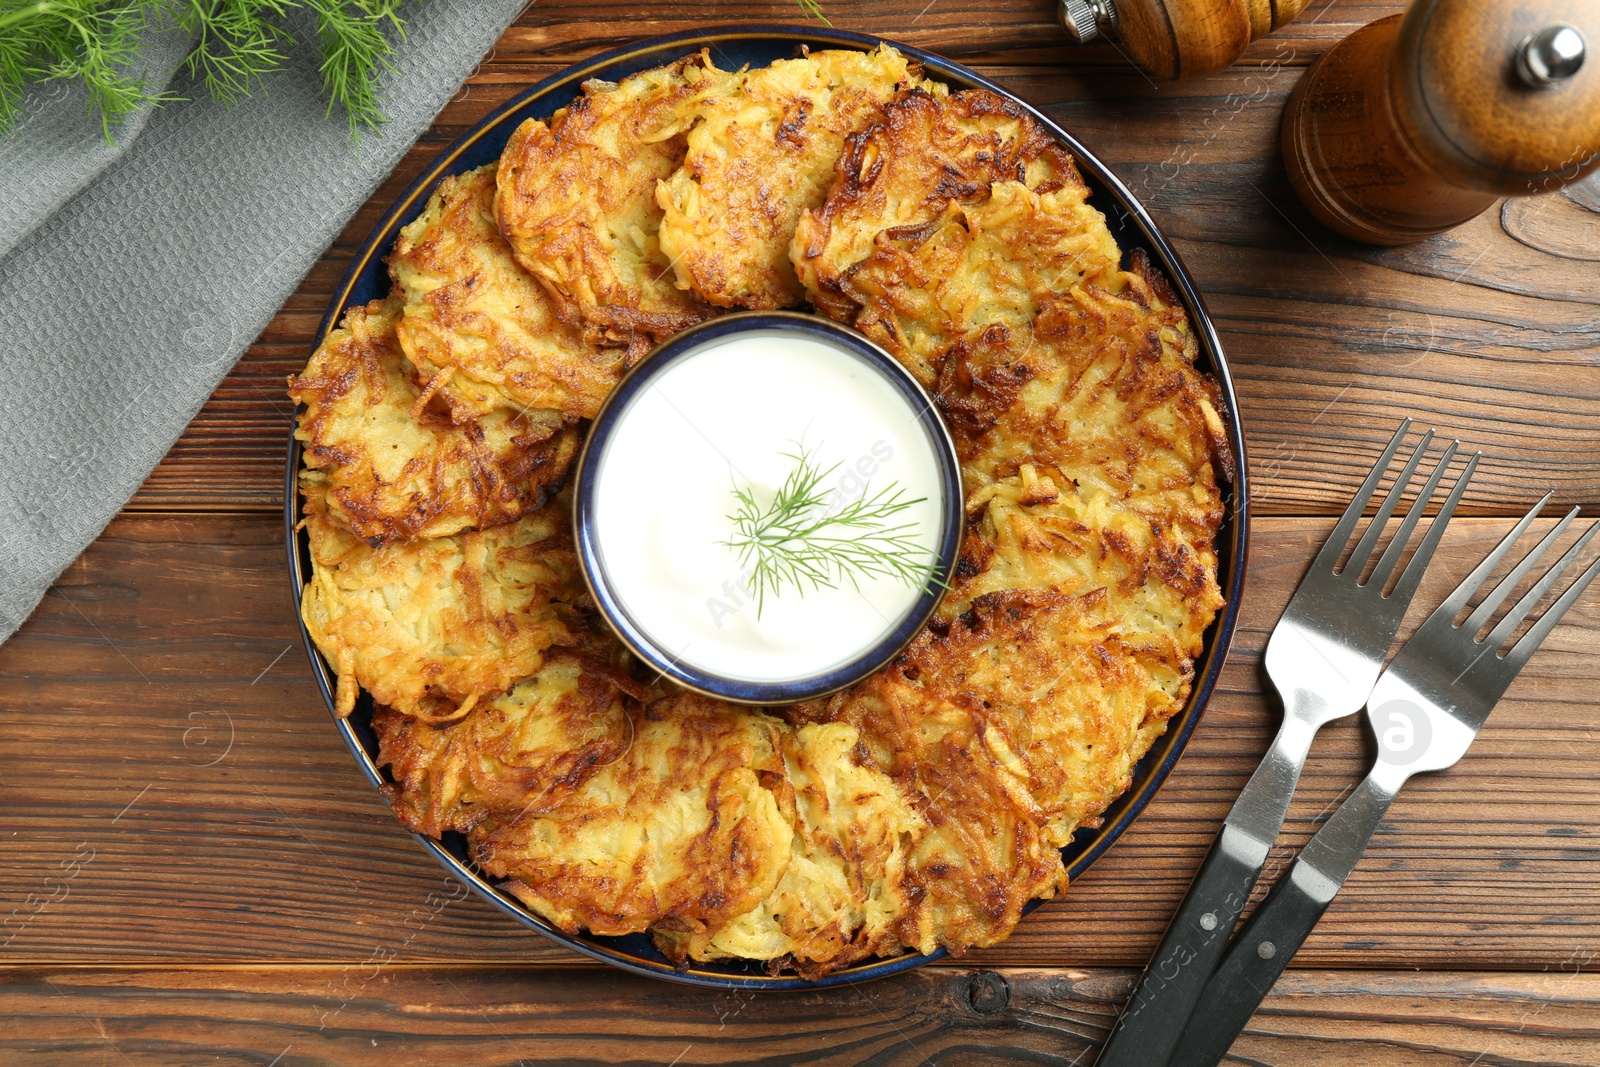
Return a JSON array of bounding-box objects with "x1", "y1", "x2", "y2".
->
[
  {"x1": 1517, "y1": 24, "x2": 1586, "y2": 86},
  {"x1": 1281, "y1": 0, "x2": 1600, "y2": 245},
  {"x1": 1058, "y1": 0, "x2": 1117, "y2": 44}
]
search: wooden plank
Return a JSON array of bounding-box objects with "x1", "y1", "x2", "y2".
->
[
  {"x1": 2, "y1": 965, "x2": 1597, "y2": 1065},
  {"x1": 125, "y1": 3, "x2": 1600, "y2": 518},
  {"x1": 3, "y1": 513, "x2": 1596, "y2": 968},
  {"x1": 489, "y1": 0, "x2": 1396, "y2": 68}
]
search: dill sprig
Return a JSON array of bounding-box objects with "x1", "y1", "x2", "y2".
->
[
  {"x1": 722, "y1": 442, "x2": 941, "y2": 619},
  {"x1": 0, "y1": 0, "x2": 407, "y2": 141},
  {"x1": 305, "y1": 0, "x2": 402, "y2": 136},
  {"x1": 794, "y1": 0, "x2": 829, "y2": 25},
  {"x1": 0, "y1": 1, "x2": 159, "y2": 139},
  {"x1": 170, "y1": 0, "x2": 290, "y2": 109}
]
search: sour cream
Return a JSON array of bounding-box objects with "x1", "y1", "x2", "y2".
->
[{"x1": 580, "y1": 320, "x2": 957, "y2": 695}]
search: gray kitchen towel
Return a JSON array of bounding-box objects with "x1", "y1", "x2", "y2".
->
[
  {"x1": 0, "y1": 12, "x2": 197, "y2": 259},
  {"x1": 0, "y1": 1, "x2": 529, "y2": 641}
]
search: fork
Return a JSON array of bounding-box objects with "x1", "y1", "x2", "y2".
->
[
  {"x1": 1169, "y1": 496, "x2": 1600, "y2": 1067},
  {"x1": 1093, "y1": 420, "x2": 1475, "y2": 1067}
]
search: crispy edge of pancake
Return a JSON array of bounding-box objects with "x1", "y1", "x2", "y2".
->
[
  {"x1": 495, "y1": 51, "x2": 731, "y2": 349},
  {"x1": 289, "y1": 297, "x2": 578, "y2": 544},
  {"x1": 388, "y1": 165, "x2": 628, "y2": 422},
  {"x1": 655, "y1": 46, "x2": 926, "y2": 310}
]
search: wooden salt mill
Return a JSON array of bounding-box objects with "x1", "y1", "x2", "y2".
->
[
  {"x1": 1058, "y1": 0, "x2": 1318, "y2": 80},
  {"x1": 1281, "y1": 0, "x2": 1599, "y2": 245}
]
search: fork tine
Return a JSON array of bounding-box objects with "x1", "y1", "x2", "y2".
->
[
  {"x1": 1390, "y1": 451, "x2": 1479, "y2": 605},
  {"x1": 1369, "y1": 440, "x2": 1459, "y2": 593},
  {"x1": 1345, "y1": 430, "x2": 1435, "y2": 580},
  {"x1": 1484, "y1": 517, "x2": 1599, "y2": 653},
  {"x1": 1310, "y1": 419, "x2": 1413, "y2": 574},
  {"x1": 1430, "y1": 491, "x2": 1554, "y2": 622},
  {"x1": 1464, "y1": 506, "x2": 1580, "y2": 634},
  {"x1": 1501, "y1": 535, "x2": 1600, "y2": 675}
]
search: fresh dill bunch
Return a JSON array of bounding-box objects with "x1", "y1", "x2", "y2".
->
[
  {"x1": 722, "y1": 442, "x2": 942, "y2": 619},
  {"x1": 0, "y1": 0, "x2": 408, "y2": 141}
]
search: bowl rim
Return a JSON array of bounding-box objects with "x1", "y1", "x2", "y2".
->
[
  {"x1": 570, "y1": 310, "x2": 965, "y2": 704},
  {"x1": 284, "y1": 23, "x2": 1252, "y2": 991}
]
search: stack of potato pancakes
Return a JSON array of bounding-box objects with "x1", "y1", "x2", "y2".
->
[{"x1": 289, "y1": 45, "x2": 1231, "y2": 978}]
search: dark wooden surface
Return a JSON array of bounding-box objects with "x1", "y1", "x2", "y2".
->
[
  {"x1": 5, "y1": 1, "x2": 1600, "y2": 1062},
  {"x1": 6, "y1": 966, "x2": 1599, "y2": 1065}
]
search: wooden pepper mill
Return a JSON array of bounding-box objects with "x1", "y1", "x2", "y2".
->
[
  {"x1": 1282, "y1": 0, "x2": 1599, "y2": 245},
  {"x1": 1059, "y1": 0, "x2": 1317, "y2": 80}
]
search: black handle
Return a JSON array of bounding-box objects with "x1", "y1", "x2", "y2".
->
[
  {"x1": 1166, "y1": 774, "x2": 1398, "y2": 1067},
  {"x1": 1093, "y1": 825, "x2": 1267, "y2": 1067},
  {"x1": 1164, "y1": 862, "x2": 1331, "y2": 1067}
]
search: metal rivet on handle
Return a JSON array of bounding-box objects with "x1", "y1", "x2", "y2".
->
[
  {"x1": 1257, "y1": 941, "x2": 1277, "y2": 959},
  {"x1": 1200, "y1": 912, "x2": 1218, "y2": 931}
]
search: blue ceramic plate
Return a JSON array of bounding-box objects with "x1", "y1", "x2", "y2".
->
[{"x1": 286, "y1": 26, "x2": 1250, "y2": 990}]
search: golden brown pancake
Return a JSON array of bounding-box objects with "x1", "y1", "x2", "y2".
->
[
  {"x1": 479, "y1": 695, "x2": 796, "y2": 941},
  {"x1": 375, "y1": 650, "x2": 646, "y2": 837},
  {"x1": 496, "y1": 52, "x2": 732, "y2": 350},
  {"x1": 660, "y1": 720, "x2": 924, "y2": 976},
  {"x1": 290, "y1": 298, "x2": 577, "y2": 544},
  {"x1": 299, "y1": 481, "x2": 581, "y2": 722},
  {"x1": 389, "y1": 165, "x2": 628, "y2": 422},
  {"x1": 657, "y1": 47, "x2": 930, "y2": 310},
  {"x1": 791, "y1": 88, "x2": 1124, "y2": 385}
]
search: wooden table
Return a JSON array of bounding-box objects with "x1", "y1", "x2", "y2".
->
[{"x1": 5, "y1": 1, "x2": 1598, "y2": 1062}]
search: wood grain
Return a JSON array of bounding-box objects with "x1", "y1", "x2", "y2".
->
[
  {"x1": 490, "y1": 0, "x2": 1397, "y2": 69},
  {"x1": 125, "y1": 0, "x2": 1600, "y2": 519},
  {"x1": 3, "y1": 512, "x2": 1595, "y2": 969},
  {"x1": 2, "y1": 965, "x2": 1597, "y2": 1065},
  {"x1": 12, "y1": 2, "x2": 1600, "y2": 1057}
]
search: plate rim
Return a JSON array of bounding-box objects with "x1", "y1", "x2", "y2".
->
[{"x1": 284, "y1": 23, "x2": 1252, "y2": 991}]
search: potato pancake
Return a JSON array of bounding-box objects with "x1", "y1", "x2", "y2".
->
[
  {"x1": 389, "y1": 165, "x2": 628, "y2": 422},
  {"x1": 375, "y1": 650, "x2": 646, "y2": 837},
  {"x1": 290, "y1": 299, "x2": 577, "y2": 544},
  {"x1": 657, "y1": 47, "x2": 929, "y2": 309},
  {"x1": 479, "y1": 696, "x2": 796, "y2": 941},
  {"x1": 296, "y1": 50, "x2": 1231, "y2": 981},
  {"x1": 665, "y1": 720, "x2": 925, "y2": 976},
  {"x1": 299, "y1": 482, "x2": 580, "y2": 722},
  {"x1": 496, "y1": 52, "x2": 732, "y2": 348},
  {"x1": 791, "y1": 88, "x2": 1124, "y2": 385}
]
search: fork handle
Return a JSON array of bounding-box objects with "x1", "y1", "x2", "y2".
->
[
  {"x1": 1166, "y1": 772, "x2": 1401, "y2": 1067},
  {"x1": 1096, "y1": 714, "x2": 1319, "y2": 1067},
  {"x1": 1092, "y1": 824, "x2": 1266, "y2": 1066}
]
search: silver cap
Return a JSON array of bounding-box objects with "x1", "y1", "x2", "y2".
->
[
  {"x1": 1516, "y1": 24, "x2": 1586, "y2": 86},
  {"x1": 1059, "y1": 0, "x2": 1118, "y2": 44}
]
